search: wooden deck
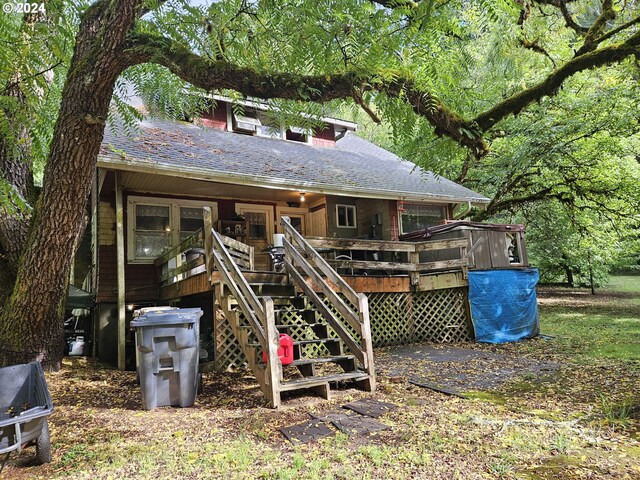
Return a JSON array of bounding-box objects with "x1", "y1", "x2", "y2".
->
[{"x1": 160, "y1": 269, "x2": 468, "y2": 301}]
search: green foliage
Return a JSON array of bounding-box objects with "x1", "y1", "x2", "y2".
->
[{"x1": 0, "y1": 0, "x2": 79, "y2": 184}]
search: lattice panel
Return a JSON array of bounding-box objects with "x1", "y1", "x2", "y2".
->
[
  {"x1": 411, "y1": 288, "x2": 472, "y2": 343},
  {"x1": 214, "y1": 309, "x2": 246, "y2": 370},
  {"x1": 276, "y1": 305, "x2": 332, "y2": 358},
  {"x1": 318, "y1": 294, "x2": 360, "y2": 356},
  {"x1": 214, "y1": 287, "x2": 473, "y2": 370},
  {"x1": 367, "y1": 288, "x2": 472, "y2": 346},
  {"x1": 367, "y1": 292, "x2": 413, "y2": 347}
]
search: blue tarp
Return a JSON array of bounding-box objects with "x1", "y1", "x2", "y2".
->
[{"x1": 468, "y1": 269, "x2": 540, "y2": 343}]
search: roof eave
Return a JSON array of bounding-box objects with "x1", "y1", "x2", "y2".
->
[{"x1": 97, "y1": 156, "x2": 491, "y2": 204}]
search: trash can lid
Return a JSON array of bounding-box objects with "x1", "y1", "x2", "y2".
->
[
  {"x1": 133, "y1": 306, "x2": 178, "y2": 318},
  {"x1": 130, "y1": 308, "x2": 203, "y2": 327}
]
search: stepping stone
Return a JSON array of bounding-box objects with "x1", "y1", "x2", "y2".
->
[
  {"x1": 343, "y1": 398, "x2": 398, "y2": 418},
  {"x1": 310, "y1": 410, "x2": 388, "y2": 435},
  {"x1": 279, "y1": 418, "x2": 335, "y2": 444}
]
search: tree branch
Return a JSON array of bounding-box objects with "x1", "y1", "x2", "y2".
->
[
  {"x1": 473, "y1": 31, "x2": 640, "y2": 131},
  {"x1": 122, "y1": 14, "x2": 640, "y2": 158},
  {"x1": 370, "y1": 0, "x2": 419, "y2": 10},
  {"x1": 575, "y1": 0, "x2": 615, "y2": 56},
  {"x1": 352, "y1": 89, "x2": 381, "y2": 124},
  {"x1": 122, "y1": 32, "x2": 488, "y2": 155},
  {"x1": 519, "y1": 38, "x2": 556, "y2": 66},
  {"x1": 534, "y1": 0, "x2": 589, "y2": 35},
  {"x1": 594, "y1": 14, "x2": 640, "y2": 46}
]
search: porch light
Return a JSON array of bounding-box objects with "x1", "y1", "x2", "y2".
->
[
  {"x1": 398, "y1": 200, "x2": 405, "y2": 212},
  {"x1": 299, "y1": 192, "x2": 306, "y2": 202}
]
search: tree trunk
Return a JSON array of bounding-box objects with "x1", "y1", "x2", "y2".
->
[{"x1": 0, "y1": 0, "x2": 142, "y2": 369}]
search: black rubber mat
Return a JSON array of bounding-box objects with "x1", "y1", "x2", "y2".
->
[
  {"x1": 342, "y1": 398, "x2": 398, "y2": 418},
  {"x1": 279, "y1": 418, "x2": 335, "y2": 444}
]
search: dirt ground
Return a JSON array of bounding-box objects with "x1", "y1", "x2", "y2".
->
[{"x1": 2, "y1": 285, "x2": 639, "y2": 479}]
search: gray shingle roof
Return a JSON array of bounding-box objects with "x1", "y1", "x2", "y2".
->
[{"x1": 98, "y1": 117, "x2": 489, "y2": 203}]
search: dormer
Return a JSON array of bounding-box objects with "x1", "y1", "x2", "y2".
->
[{"x1": 195, "y1": 95, "x2": 356, "y2": 147}]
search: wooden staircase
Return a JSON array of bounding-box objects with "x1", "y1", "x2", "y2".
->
[{"x1": 203, "y1": 208, "x2": 375, "y2": 408}]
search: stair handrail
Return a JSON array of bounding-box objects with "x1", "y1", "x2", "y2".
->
[
  {"x1": 209, "y1": 226, "x2": 267, "y2": 348},
  {"x1": 281, "y1": 216, "x2": 375, "y2": 378},
  {"x1": 204, "y1": 208, "x2": 281, "y2": 407},
  {"x1": 281, "y1": 217, "x2": 360, "y2": 307}
]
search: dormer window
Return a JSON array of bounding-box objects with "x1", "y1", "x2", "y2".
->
[
  {"x1": 286, "y1": 127, "x2": 309, "y2": 143},
  {"x1": 232, "y1": 109, "x2": 261, "y2": 133}
]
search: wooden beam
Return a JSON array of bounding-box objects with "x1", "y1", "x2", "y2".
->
[
  {"x1": 115, "y1": 171, "x2": 126, "y2": 371},
  {"x1": 306, "y1": 236, "x2": 415, "y2": 252},
  {"x1": 409, "y1": 251, "x2": 420, "y2": 286},
  {"x1": 417, "y1": 271, "x2": 468, "y2": 291},
  {"x1": 159, "y1": 257, "x2": 205, "y2": 284},
  {"x1": 327, "y1": 259, "x2": 415, "y2": 271},
  {"x1": 413, "y1": 238, "x2": 469, "y2": 252},
  {"x1": 415, "y1": 258, "x2": 468, "y2": 272},
  {"x1": 342, "y1": 276, "x2": 410, "y2": 293}
]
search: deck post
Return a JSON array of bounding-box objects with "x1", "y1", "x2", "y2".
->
[
  {"x1": 358, "y1": 293, "x2": 376, "y2": 392},
  {"x1": 409, "y1": 249, "x2": 420, "y2": 286},
  {"x1": 262, "y1": 297, "x2": 282, "y2": 408},
  {"x1": 203, "y1": 207, "x2": 213, "y2": 280},
  {"x1": 115, "y1": 171, "x2": 126, "y2": 371}
]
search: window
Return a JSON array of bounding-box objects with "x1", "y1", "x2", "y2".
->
[
  {"x1": 180, "y1": 207, "x2": 205, "y2": 242},
  {"x1": 244, "y1": 211, "x2": 267, "y2": 240},
  {"x1": 400, "y1": 204, "x2": 445, "y2": 234},
  {"x1": 336, "y1": 204, "x2": 356, "y2": 228},
  {"x1": 134, "y1": 205, "x2": 171, "y2": 258},
  {"x1": 127, "y1": 196, "x2": 218, "y2": 263}
]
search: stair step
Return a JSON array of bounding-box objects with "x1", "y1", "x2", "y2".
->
[
  {"x1": 294, "y1": 338, "x2": 340, "y2": 346},
  {"x1": 276, "y1": 322, "x2": 327, "y2": 329},
  {"x1": 290, "y1": 355, "x2": 355, "y2": 367},
  {"x1": 280, "y1": 371, "x2": 370, "y2": 391}
]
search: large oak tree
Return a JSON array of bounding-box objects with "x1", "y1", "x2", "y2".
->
[{"x1": 1, "y1": 0, "x2": 639, "y2": 367}]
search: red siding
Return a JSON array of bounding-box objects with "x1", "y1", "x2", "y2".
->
[
  {"x1": 97, "y1": 245, "x2": 159, "y2": 303},
  {"x1": 312, "y1": 124, "x2": 335, "y2": 147},
  {"x1": 198, "y1": 107, "x2": 227, "y2": 130}
]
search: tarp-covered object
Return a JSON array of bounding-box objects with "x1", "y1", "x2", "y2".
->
[
  {"x1": 67, "y1": 285, "x2": 94, "y2": 309},
  {"x1": 468, "y1": 269, "x2": 540, "y2": 343}
]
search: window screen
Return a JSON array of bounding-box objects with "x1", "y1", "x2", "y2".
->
[
  {"x1": 135, "y1": 204, "x2": 171, "y2": 257},
  {"x1": 401, "y1": 204, "x2": 445, "y2": 233}
]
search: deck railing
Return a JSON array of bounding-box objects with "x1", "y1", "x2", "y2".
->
[
  {"x1": 281, "y1": 216, "x2": 375, "y2": 388},
  {"x1": 305, "y1": 236, "x2": 469, "y2": 285},
  {"x1": 155, "y1": 229, "x2": 205, "y2": 286}
]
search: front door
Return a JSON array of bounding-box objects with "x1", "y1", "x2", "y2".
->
[
  {"x1": 276, "y1": 206, "x2": 309, "y2": 236},
  {"x1": 236, "y1": 203, "x2": 274, "y2": 270}
]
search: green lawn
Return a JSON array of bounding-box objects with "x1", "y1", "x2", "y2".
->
[{"x1": 538, "y1": 275, "x2": 640, "y2": 360}]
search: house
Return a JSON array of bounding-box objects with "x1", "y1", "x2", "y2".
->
[{"x1": 82, "y1": 96, "x2": 494, "y2": 406}]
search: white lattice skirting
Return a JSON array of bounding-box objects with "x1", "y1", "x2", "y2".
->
[{"x1": 214, "y1": 287, "x2": 473, "y2": 370}]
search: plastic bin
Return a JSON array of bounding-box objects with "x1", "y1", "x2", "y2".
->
[
  {"x1": 131, "y1": 308, "x2": 203, "y2": 410},
  {"x1": 0, "y1": 362, "x2": 53, "y2": 465}
]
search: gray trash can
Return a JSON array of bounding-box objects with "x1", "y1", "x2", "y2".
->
[{"x1": 130, "y1": 308, "x2": 203, "y2": 410}]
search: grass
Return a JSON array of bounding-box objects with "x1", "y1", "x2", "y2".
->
[
  {"x1": 537, "y1": 275, "x2": 640, "y2": 360},
  {"x1": 4, "y1": 277, "x2": 639, "y2": 480}
]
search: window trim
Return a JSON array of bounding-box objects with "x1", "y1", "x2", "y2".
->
[
  {"x1": 127, "y1": 195, "x2": 218, "y2": 263},
  {"x1": 335, "y1": 204, "x2": 357, "y2": 229}
]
